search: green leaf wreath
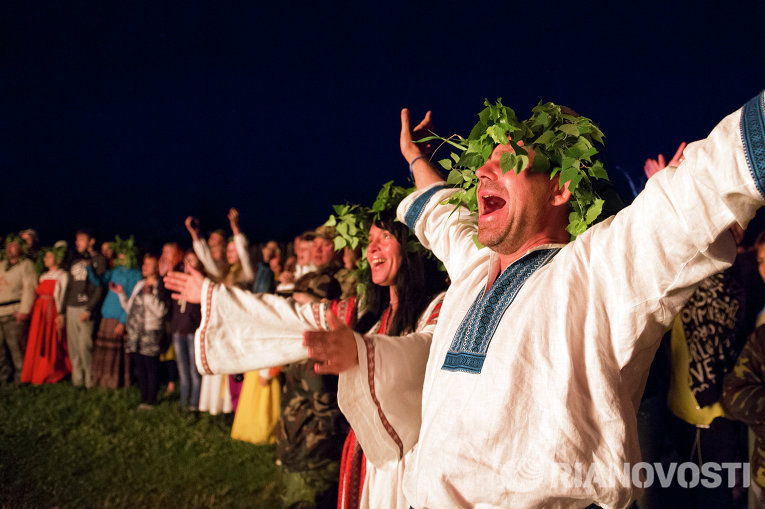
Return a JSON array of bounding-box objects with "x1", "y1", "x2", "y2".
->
[
  {"x1": 112, "y1": 235, "x2": 138, "y2": 268},
  {"x1": 324, "y1": 181, "x2": 415, "y2": 298},
  {"x1": 419, "y1": 99, "x2": 609, "y2": 239}
]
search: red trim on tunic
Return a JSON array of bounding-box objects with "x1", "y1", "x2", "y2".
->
[
  {"x1": 426, "y1": 301, "x2": 443, "y2": 326},
  {"x1": 338, "y1": 429, "x2": 365, "y2": 509},
  {"x1": 332, "y1": 296, "x2": 357, "y2": 328},
  {"x1": 363, "y1": 306, "x2": 405, "y2": 458},
  {"x1": 311, "y1": 302, "x2": 323, "y2": 328},
  {"x1": 197, "y1": 282, "x2": 215, "y2": 374}
]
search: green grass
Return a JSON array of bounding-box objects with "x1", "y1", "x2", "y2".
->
[{"x1": 0, "y1": 382, "x2": 281, "y2": 508}]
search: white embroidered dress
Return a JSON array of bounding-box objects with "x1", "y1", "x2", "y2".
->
[{"x1": 194, "y1": 281, "x2": 443, "y2": 508}]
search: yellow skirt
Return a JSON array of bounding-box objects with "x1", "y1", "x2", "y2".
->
[{"x1": 230, "y1": 371, "x2": 281, "y2": 445}]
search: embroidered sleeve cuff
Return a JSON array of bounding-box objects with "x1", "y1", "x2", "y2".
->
[
  {"x1": 194, "y1": 278, "x2": 215, "y2": 375},
  {"x1": 741, "y1": 91, "x2": 765, "y2": 198}
]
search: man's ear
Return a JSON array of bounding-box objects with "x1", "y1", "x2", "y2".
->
[{"x1": 550, "y1": 176, "x2": 572, "y2": 206}]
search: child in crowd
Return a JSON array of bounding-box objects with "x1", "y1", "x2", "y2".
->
[{"x1": 115, "y1": 253, "x2": 167, "y2": 409}]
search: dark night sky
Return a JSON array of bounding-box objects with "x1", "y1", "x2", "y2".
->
[{"x1": 2, "y1": 1, "x2": 765, "y2": 250}]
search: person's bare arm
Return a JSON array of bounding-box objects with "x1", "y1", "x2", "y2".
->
[
  {"x1": 400, "y1": 109, "x2": 444, "y2": 189},
  {"x1": 185, "y1": 216, "x2": 201, "y2": 242},
  {"x1": 227, "y1": 208, "x2": 241, "y2": 236}
]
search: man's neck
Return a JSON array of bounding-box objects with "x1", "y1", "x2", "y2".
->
[{"x1": 496, "y1": 234, "x2": 568, "y2": 273}]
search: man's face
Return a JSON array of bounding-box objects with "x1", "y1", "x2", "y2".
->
[
  {"x1": 208, "y1": 232, "x2": 225, "y2": 250},
  {"x1": 296, "y1": 240, "x2": 313, "y2": 266},
  {"x1": 101, "y1": 242, "x2": 114, "y2": 259},
  {"x1": 475, "y1": 143, "x2": 557, "y2": 254},
  {"x1": 20, "y1": 233, "x2": 33, "y2": 248},
  {"x1": 6, "y1": 241, "x2": 21, "y2": 259},
  {"x1": 161, "y1": 244, "x2": 181, "y2": 265},
  {"x1": 75, "y1": 233, "x2": 90, "y2": 254},
  {"x1": 312, "y1": 237, "x2": 335, "y2": 268}
]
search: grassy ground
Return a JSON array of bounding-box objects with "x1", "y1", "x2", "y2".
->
[{"x1": 0, "y1": 382, "x2": 281, "y2": 508}]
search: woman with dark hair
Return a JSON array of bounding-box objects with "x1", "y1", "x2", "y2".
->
[
  {"x1": 333, "y1": 212, "x2": 443, "y2": 509},
  {"x1": 165, "y1": 209, "x2": 446, "y2": 509},
  {"x1": 354, "y1": 213, "x2": 431, "y2": 336}
]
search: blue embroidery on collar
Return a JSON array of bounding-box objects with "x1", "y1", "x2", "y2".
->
[
  {"x1": 441, "y1": 248, "x2": 560, "y2": 374},
  {"x1": 404, "y1": 184, "x2": 447, "y2": 232},
  {"x1": 741, "y1": 92, "x2": 765, "y2": 199}
]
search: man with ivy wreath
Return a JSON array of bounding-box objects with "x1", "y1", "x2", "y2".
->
[{"x1": 297, "y1": 91, "x2": 765, "y2": 508}]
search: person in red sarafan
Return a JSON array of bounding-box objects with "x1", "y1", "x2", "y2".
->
[{"x1": 21, "y1": 245, "x2": 70, "y2": 384}]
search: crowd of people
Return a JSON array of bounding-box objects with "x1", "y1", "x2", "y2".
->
[
  {"x1": 0, "y1": 206, "x2": 419, "y2": 507},
  {"x1": 3, "y1": 92, "x2": 765, "y2": 509},
  {"x1": 0, "y1": 210, "x2": 364, "y2": 411}
]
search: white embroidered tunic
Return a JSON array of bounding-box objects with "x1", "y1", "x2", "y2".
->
[{"x1": 339, "y1": 93, "x2": 765, "y2": 508}]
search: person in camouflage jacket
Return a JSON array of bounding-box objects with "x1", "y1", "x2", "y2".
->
[
  {"x1": 277, "y1": 358, "x2": 348, "y2": 508},
  {"x1": 722, "y1": 324, "x2": 765, "y2": 494},
  {"x1": 277, "y1": 224, "x2": 347, "y2": 509}
]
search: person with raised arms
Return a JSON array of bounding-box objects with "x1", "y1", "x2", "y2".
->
[{"x1": 301, "y1": 92, "x2": 765, "y2": 508}]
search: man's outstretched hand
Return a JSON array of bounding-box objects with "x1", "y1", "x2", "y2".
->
[
  {"x1": 303, "y1": 310, "x2": 359, "y2": 375},
  {"x1": 164, "y1": 268, "x2": 204, "y2": 304}
]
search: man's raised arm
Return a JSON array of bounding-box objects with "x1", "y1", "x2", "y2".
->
[{"x1": 400, "y1": 108, "x2": 444, "y2": 189}]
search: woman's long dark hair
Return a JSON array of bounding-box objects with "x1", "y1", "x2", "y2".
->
[{"x1": 354, "y1": 212, "x2": 433, "y2": 336}]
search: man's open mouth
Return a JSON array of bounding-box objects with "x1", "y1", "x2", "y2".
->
[{"x1": 481, "y1": 194, "x2": 507, "y2": 216}]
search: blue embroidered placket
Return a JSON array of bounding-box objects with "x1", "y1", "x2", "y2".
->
[{"x1": 442, "y1": 247, "x2": 560, "y2": 374}]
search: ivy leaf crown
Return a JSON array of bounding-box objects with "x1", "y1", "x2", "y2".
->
[
  {"x1": 324, "y1": 181, "x2": 415, "y2": 298},
  {"x1": 420, "y1": 98, "x2": 609, "y2": 239},
  {"x1": 40, "y1": 245, "x2": 67, "y2": 266},
  {"x1": 112, "y1": 235, "x2": 138, "y2": 268}
]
